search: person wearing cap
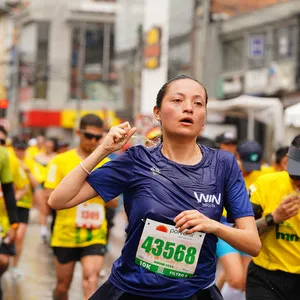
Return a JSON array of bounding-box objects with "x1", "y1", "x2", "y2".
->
[
  {"x1": 216, "y1": 140, "x2": 273, "y2": 299},
  {"x1": 236, "y1": 140, "x2": 273, "y2": 189},
  {"x1": 246, "y1": 134, "x2": 300, "y2": 299},
  {"x1": 215, "y1": 132, "x2": 237, "y2": 156}
]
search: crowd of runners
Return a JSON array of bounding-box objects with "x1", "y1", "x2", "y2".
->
[{"x1": 0, "y1": 75, "x2": 300, "y2": 300}]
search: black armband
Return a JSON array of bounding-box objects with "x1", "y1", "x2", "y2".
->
[
  {"x1": 2, "y1": 182, "x2": 19, "y2": 224},
  {"x1": 251, "y1": 202, "x2": 263, "y2": 220}
]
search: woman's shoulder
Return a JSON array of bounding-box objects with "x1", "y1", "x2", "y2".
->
[
  {"x1": 200, "y1": 145, "x2": 235, "y2": 163},
  {"x1": 125, "y1": 144, "x2": 159, "y2": 157}
]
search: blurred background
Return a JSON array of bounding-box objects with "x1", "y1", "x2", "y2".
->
[{"x1": 0, "y1": 0, "x2": 299, "y2": 161}]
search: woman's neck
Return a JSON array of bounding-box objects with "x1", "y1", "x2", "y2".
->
[{"x1": 161, "y1": 137, "x2": 202, "y2": 165}]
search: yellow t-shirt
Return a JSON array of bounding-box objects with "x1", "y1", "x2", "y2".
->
[
  {"x1": 250, "y1": 171, "x2": 300, "y2": 274},
  {"x1": 10, "y1": 153, "x2": 31, "y2": 209},
  {"x1": 244, "y1": 168, "x2": 273, "y2": 190},
  {"x1": 0, "y1": 147, "x2": 13, "y2": 236},
  {"x1": 25, "y1": 146, "x2": 43, "y2": 160},
  {"x1": 44, "y1": 148, "x2": 110, "y2": 248},
  {"x1": 0, "y1": 152, "x2": 31, "y2": 234}
]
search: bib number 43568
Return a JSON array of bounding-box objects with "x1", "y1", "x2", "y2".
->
[{"x1": 142, "y1": 236, "x2": 197, "y2": 264}]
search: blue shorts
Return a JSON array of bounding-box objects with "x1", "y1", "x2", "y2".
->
[{"x1": 216, "y1": 238, "x2": 248, "y2": 258}]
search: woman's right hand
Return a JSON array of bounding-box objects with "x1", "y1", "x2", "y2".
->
[{"x1": 100, "y1": 122, "x2": 136, "y2": 154}]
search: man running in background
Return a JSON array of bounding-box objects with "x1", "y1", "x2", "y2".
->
[
  {"x1": 0, "y1": 145, "x2": 19, "y2": 300},
  {"x1": 247, "y1": 134, "x2": 300, "y2": 300},
  {"x1": 44, "y1": 114, "x2": 118, "y2": 300}
]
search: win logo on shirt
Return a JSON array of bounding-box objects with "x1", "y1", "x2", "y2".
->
[{"x1": 193, "y1": 192, "x2": 222, "y2": 207}]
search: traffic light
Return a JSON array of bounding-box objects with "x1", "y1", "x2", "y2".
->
[{"x1": 0, "y1": 99, "x2": 8, "y2": 118}]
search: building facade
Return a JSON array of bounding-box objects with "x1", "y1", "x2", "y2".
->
[{"x1": 6, "y1": 0, "x2": 119, "y2": 138}]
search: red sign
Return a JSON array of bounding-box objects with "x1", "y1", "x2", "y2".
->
[
  {"x1": 22, "y1": 110, "x2": 61, "y2": 127},
  {"x1": 0, "y1": 99, "x2": 8, "y2": 109}
]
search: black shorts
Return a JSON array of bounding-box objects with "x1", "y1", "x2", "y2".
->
[
  {"x1": 89, "y1": 280, "x2": 223, "y2": 300},
  {"x1": 53, "y1": 244, "x2": 106, "y2": 264},
  {"x1": 0, "y1": 242, "x2": 15, "y2": 256},
  {"x1": 246, "y1": 261, "x2": 300, "y2": 300},
  {"x1": 17, "y1": 207, "x2": 30, "y2": 224}
]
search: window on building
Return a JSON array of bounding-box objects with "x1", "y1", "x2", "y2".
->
[
  {"x1": 248, "y1": 33, "x2": 266, "y2": 68},
  {"x1": 70, "y1": 23, "x2": 115, "y2": 101},
  {"x1": 222, "y1": 38, "x2": 244, "y2": 72},
  {"x1": 35, "y1": 22, "x2": 49, "y2": 99},
  {"x1": 274, "y1": 25, "x2": 296, "y2": 60}
]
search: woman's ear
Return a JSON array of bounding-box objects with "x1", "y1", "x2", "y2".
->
[{"x1": 153, "y1": 106, "x2": 161, "y2": 121}]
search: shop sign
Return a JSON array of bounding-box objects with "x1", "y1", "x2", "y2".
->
[{"x1": 249, "y1": 35, "x2": 265, "y2": 58}]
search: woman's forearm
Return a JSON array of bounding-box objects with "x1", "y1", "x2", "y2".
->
[
  {"x1": 48, "y1": 145, "x2": 110, "y2": 208},
  {"x1": 215, "y1": 222, "x2": 261, "y2": 257}
]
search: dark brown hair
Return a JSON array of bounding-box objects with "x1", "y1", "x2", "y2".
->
[{"x1": 156, "y1": 74, "x2": 208, "y2": 109}]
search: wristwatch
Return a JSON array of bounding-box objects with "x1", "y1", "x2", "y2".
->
[{"x1": 265, "y1": 213, "x2": 275, "y2": 226}]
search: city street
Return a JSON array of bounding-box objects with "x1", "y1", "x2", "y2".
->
[{"x1": 2, "y1": 208, "x2": 127, "y2": 300}]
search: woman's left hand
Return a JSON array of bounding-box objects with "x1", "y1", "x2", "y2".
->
[{"x1": 174, "y1": 210, "x2": 219, "y2": 234}]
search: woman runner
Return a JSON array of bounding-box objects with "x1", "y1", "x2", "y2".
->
[{"x1": 48, "y1": 75, "x2": 261, "y2": 300}]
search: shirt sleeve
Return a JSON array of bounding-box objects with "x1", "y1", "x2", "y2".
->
[
  {"x1": 223, "y1": 155, "x2": 254, "y2": 222},
  {"x1": 0, "y1": 148, "x2": 13, "y2": 184},
  {"x1": 86, "y1": 151, "x2": 134, "y2": 202}
]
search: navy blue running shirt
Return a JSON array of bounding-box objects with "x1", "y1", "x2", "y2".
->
[{"x1": 86, "y1": 144, "x2": 253, "y2": 299}]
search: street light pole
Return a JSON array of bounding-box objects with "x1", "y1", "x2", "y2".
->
[
  {"x1": 9, "y1": 15, "x2": 20, "y2": 136},
  {"x1": 75, "y1": 22, "x2": 86, "y2": 132}
]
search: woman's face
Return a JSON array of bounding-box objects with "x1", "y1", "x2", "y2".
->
[{"x1": 154, "y1": 79, "x2": 207, "y2": 140}]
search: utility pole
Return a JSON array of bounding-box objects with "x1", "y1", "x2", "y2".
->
[
  {"x1": 102, "y1": 22, "x2": 111, "y2": 128},
  {"x1": 133, "y1": 24, "x2": 143, "y2": 120},
  {"x1": 193, "y1": 0, "x2": 211, "y2": 83},
  {"x1": 9, "y1": 12, "x2": 20, "y2": 136},
  {"x1": 74, "y1": 22, "x2": 86, "y2": 133},
  {"x1": 102, "y1": 23, "x2": 111, "y2": 83}
]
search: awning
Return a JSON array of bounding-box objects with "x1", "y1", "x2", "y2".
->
[
  {"x1": 207, "y1": 95, "x2": 284, "y2": 148},
  {"x1": 284, "y1": 102, "x2": 300, "y2": 128}
]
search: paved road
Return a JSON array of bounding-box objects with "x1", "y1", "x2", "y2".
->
[{"x1": 2, "y1": 208, "x2": 127, "y2": 300}]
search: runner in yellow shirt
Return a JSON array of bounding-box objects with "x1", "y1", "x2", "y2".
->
[
  {"x1": 44, "y1": 114, "x2": 117, "y2": 300},
  {"x1": 217, "y1": 140, "x2": 273, "y2": 300},
  {"x1": 0, "y1": 130, "x2": 30, "y2": 280},
  {"x1": 32, "y1": 137, "x2": 57, "y2": 242},
  {"x1": 0, "y1": 144, "x2": 19, "y2": 300},
  {"x1": 11, "y1": 139, "x2": 39, "y2": 278},
  {"x1": 0, "y1": 126, "x2": 21, "y2": 297},
  {"x1": 25, "y1": 135, "x2": 45, "y2": 160},
  {"x1": 247, "y1": 134, "x2": 300, "y2": 300}
]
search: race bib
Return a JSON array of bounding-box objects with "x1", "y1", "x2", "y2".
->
[
  {"x1": 135, "y1": 219, "x2": 205, "y2": 278},
  {"x1": 75, "y1": 203, "x2": 104, "y2": 229}
]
